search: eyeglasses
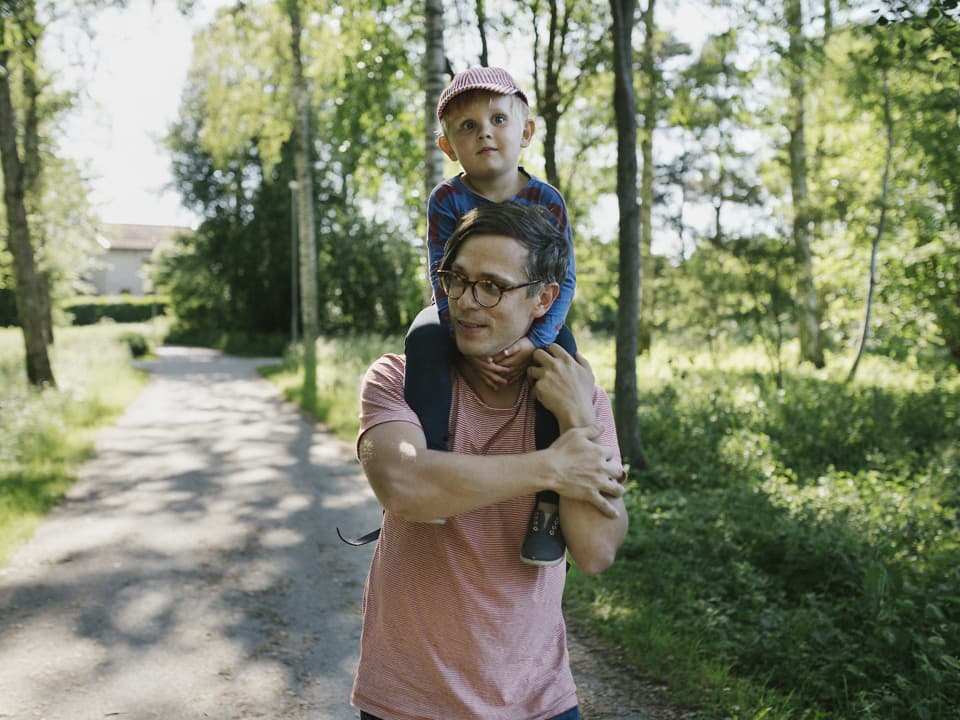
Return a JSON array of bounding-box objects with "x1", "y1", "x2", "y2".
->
[{"x1": 437, "y1": 270, "x2": 542, "y2": 308}]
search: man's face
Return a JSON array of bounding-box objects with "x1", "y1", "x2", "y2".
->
[{"x1": 446, "y1": 233, "x2": 552, "y2": 359}]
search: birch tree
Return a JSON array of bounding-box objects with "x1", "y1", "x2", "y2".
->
[
  {"x1": 785, "y1": 0, "x2": 824, "y2": 367},
  {"x1": 847, "y1": 60, "x2": 893, "y2": 382},
  {"x1": 637, "y1": 0, "x2": 655, "y2": 353},
  {"x1": 424, "y1": 0, "x2": 446, "y2": 299},
  {"x1": 610, "y1": 0, "x2": 645, "y2": 469},
  {"x1": 0, "y1": 3, "x2": 55, "y2": 386},
  {"x1": 285, "y1": 0, "x2": 319, "y2": 410}
]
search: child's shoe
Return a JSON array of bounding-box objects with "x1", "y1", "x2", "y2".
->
[{"x1": 520, "y1": 507, "x2": 565, "y2": 566}]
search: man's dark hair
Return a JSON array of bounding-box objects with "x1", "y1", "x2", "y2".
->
[{"x1": 439, "y1": 203, "x2": 570, "y2": 292}]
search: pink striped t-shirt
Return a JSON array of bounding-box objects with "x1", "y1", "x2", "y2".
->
[{"x1": 351, "y1": 353, "x2": 619, "y2": 720}]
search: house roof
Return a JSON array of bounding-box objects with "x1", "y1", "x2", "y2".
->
[{"x1": 100, "y1": 224, "x2": 191, "y2": 251}]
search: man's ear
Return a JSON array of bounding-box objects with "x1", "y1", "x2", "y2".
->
[
  {"x1": 520, "y1": 118, "x2": 535, "y2": 149},
  {"x1": 532, "y1": 282, "x2": 560, "y2": 319},
  {"x1": 438, "y1": 135, "x2": 458, "y2": 161}
]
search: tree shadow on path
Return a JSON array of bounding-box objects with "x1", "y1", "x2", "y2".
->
[{"x1": 0, "y1": 346, "x2": 382, "y2": 720}]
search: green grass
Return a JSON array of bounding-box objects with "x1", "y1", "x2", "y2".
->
[
  {"x1": 570, "y1": 341, "x2": 960, "y2": 720},
  {"x1": 13, "y1": 324, "x2": 945, "y2": 719},
  {"x1": 12, "y1": 322, "x2": 957, "y2": 718},
  {"x1": 278, "y1": 332, "x2": 960, "y2": 720},
  {"x1": 258, "y1": 333, "x2": 402, "y2": 437},
  {"x1": 0, "y1": 321, "x2": 159, "y2": 565}
]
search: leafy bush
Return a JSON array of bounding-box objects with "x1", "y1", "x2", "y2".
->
[
  {"x1": 568, "y1": 343, "x2": 960, "y2": 720},
  {"x1": 260, "y1": 333, "x2": 400, "y2": 436},
  {"x1": 163, "y1": 326, "x2": 288, "y2": 357},
  {"x1": 64, "y1": 295, "x2": 168, "y2": 325},
  {"x1": 118, "y1": 331, "x2": 150, "y2": 358},
  {"x1": 0, "y1": 325, "x2": 148, "y2": 564},
  {"x1": 265, "y1": 332, "x2": 960, "y2": 720}
]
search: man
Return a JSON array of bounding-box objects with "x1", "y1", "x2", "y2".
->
[{"x1": 351, "y1": 202, "x2": 628, "y2": 720}]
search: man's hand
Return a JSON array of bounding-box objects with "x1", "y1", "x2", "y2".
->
[
  {"x1": 527, "y1": 344, "x2": 596, "y2": 430},
  {"x1": 547, "y1": 424, "x2": 625, "y2": 517}
]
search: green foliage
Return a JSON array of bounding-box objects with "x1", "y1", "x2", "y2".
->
[
  {"x1": 569, "y1": 340, "x2": 960, "y2": 720},
  {"x1": 163, "y1": 326, "x2": 289, "y2": 358},
  {"x1": 285, "y1": 332, "x2": 958, "y2": 719},
  {"x1": 118, "y1": 330, "x2": 150, "y2": 358},
  {"x1": 260, "y1": 333, "x2": 400, "y2": 436},
  {"x1": 161, "y1": 1, "x2": 425, "y2": 341},
  {"x1": 63, "y1": 295, "x2": 168, "y2": 326},
  {"x1": 0, "y1": 323, "x2": 150, "y2": 565},
  {"x1": 570, "y1": 236, "x2": 619, "y2": 333},
  {"x1": 0, "y1": 288, "x2": 17, "y2": 327}
]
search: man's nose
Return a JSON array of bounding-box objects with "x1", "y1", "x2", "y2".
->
[{"x1": 455, "y1": 283, "x2": 482, "y2": 309}]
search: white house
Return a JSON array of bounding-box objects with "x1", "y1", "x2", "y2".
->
[{"x1": 91, "y1": 224, "x2": 190, "y2": 296}]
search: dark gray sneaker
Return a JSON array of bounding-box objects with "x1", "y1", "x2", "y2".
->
[{"x1": 520, "y1": 508, "x2": 566, "y2": 566}]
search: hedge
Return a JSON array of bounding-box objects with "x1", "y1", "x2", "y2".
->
[{"x1": 63, "y1": 295, "x2": 168, "y2": 326}]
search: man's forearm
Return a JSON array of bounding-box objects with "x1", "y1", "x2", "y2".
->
[
  {"x1": 359, "y1": 422, "x2": 558, "y2": 521},
  {"x1": 359, "y1": 421, "x2": 622, "y2": 522}
]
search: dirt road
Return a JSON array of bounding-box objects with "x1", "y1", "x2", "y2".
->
[{"x1": 0, "y1": 347, "x2": 676, "y2": 720}]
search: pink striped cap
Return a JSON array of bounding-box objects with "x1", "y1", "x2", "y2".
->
[{"x1": 436, "y1": 66, "x2": 529, "y2": 122}]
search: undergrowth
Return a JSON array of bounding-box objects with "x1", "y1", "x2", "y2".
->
[
  {"x1": 568, "y1": 341, "x2": 960, "y2": 720},
  {"x1": 229, "y1": 331, "x2": 960, "y2": 719},
  {"x1": 0, "y1": 323, "x2": 153, "y2": 565}
]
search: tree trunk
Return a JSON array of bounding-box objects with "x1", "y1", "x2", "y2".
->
[
  {"x1": 637, "y1": 0, "x2": 656, "y2": 354},
  {"x1": 424, "y1": 0, "x2": 446, "y2": 290},
  {"x1": 0, "y1": 36, "x2": 55, "y2": 387},
  {"x1": 20, "y1": 2, "x2": 54, "y2": 347},
  {"x1": 532, "y1": 0, "x2": 565, "y2": 190},
  {"x1": 786, "y1": 0, "x2": 824, "y2": 368},
  {"x1": 610, "y1": 0, "x2": 646, "y2": 469},
  {"x1": 474, "y1": 0, "x2": 489, "y2": 67},
  {"x1": 287, "y1": 0, "x2": 319, "y2": 411},
  {"x1": 424, "y1": 0, "x2": 446, "y2": 193},
  {"x1": 847, "y1": 67, "x2": 893, "y2": 382}
]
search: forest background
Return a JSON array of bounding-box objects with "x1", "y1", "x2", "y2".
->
[{"x1": 1, "y1": 0, "x2": 959, "y2": 719}]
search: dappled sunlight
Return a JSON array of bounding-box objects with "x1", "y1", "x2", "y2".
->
[
  {"x1": 0, "y1": 347, "x2": 377, "y2": 719},
  {"x1": 398, "y1": 440, "x2": 418, "y2": 459},
  {"x1": 321, "y1": 485, "x2": 377, "y2": 510},
  {"x1": 112, "y1": 586, "x2": 173, "y2": 636},
  {"x1": 259, "y1": 527, "x2": 306, "y2": 549}
]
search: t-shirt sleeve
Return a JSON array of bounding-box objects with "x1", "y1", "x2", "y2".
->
[
  {"x1": 357, "y1": 354, "x2": 422, "y2": 457},
  {"x1": 592, "y1": 385, "x2": 621, "y2": 463}
]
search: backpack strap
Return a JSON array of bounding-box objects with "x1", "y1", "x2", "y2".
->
[{"x1": 336, "y1": 525, "x2": 381, "y2": 546}]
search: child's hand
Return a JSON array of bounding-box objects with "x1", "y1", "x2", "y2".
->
[
  {"x1": 462, "y1": 354, "x2": 511, "y2": 389},
  {"x1": 490, "y1": 336, "x2": 536, "y2": 384}
]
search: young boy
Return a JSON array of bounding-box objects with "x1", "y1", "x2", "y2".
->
[{"x1": 404, "y1": 66, "x2": 578, "y2": 567}]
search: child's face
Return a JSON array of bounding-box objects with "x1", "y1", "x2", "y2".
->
[{"x1": 438, "y1": 93, "x2": 534, "y2": 187}]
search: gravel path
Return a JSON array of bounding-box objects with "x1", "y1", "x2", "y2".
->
[{"x1": 0, "y1": 346, "x2": 686, "y2": 720}]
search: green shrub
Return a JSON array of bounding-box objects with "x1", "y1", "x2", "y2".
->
[
  {"x1": 574, "y1": 351, "x2": 960, "y2": 720},
  {"x1": 1, "y1": 324, "x2": 148, "y2": 565},
  {"x1": 119, "y1": 331, "x2": 150, "y2": 358},
  {"x1": 162, "y1": 326, "x2": 288, "y2": 357},
  {"x1": 266, "y1": 333, "x2": 960, "y2": 720},
  {"x1": 64, "y1": 295, "x2": 168, "y2": 325},
  {"x1": 259, "y1": 333, "x2": 400, "y2": 436}
]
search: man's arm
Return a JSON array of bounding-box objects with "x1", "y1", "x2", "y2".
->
[
  {"x1": 358, "y1": 420, "x2": 623, "y2": 523},
  {"x1": 528, "y1": 345, "x2": 629, "y2": 575}
]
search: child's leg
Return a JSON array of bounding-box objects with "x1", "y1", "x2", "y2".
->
[
  {"x1": 522, "y1": 326, "x2": 578, "y2": 566},
  {"x1": 533, "y1": 324, "x2": 578, "y2": 475},
  {"x1": 404, "y1": 305, "x2": 454, "y2": 451}
]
